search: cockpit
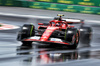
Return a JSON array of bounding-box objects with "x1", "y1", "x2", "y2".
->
[{"x1": 50, "y1": 21, "x2": 62, "y2": 27}]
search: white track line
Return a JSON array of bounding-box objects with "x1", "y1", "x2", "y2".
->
[
  {"x1": 86, "y1": 20, "x2": 100, "y2": 23},
  {"x1": 0, "y1": 12, "x2": 53, "y2": 19},
  {"x1": 0, "y1": 12, "x2": 100, "y2": 23}
]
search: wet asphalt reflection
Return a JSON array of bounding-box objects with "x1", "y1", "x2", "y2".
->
[{"x1": 0, "y1": 32, "x2": 100, "y2": 66}]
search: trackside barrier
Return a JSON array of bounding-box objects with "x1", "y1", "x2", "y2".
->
[
  {"x1": 0, "y1": 0, "x2": 100, "y2": 15},
  {"x1": 28, "y1": 2, "x2": 100, "y2": 14},
  {"x1": 35, "y1": 0, "x2": 100, "y2": 7},
  {"x1": 0, "y1": 0, "x2": 15, "y2": 6},
  {"x1": 0, "y1": 0, "x2": 29, "y2": 7}
]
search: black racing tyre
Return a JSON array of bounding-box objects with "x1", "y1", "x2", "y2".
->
[
  {"x1": 21, "y1": 41, "x2": 33, "y2": 46},
  {"x1": 17, "y1": 24, "x2": 35, "y2": 44},
  {"x1": 80, "y1": 27, "x2": 92, "y2": 44},
  {"x1": 65, "y1": 28, "x2": 79, "y2": 49}
]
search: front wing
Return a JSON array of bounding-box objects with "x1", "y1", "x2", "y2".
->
[{"x1": 23, "y1": 39, "x2": 70, "y2": 45}]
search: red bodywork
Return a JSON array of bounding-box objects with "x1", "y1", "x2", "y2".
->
[{"x1": 24, "y1": 19, "x2": 81, "y2": 45}]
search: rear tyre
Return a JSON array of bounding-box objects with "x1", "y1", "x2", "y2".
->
[
  {"x1": 65, "y1": 28, "x2": 79, "y2": 49},
  {"x1": 80, "y1": 27, "x2": 92, "y2": 44},
  {"x1": 17, "y1": 24, "x2": 35, "y2": 45}
]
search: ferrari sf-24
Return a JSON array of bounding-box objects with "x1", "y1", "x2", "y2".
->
[{"x1": 17, "y1": 14, "x2": 92, "y2": 49}]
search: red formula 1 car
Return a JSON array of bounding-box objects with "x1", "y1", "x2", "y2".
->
[{"x1": 17, "y1": 14, "x2": 92, "y2": 49}]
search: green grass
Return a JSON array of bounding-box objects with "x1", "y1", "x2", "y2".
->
[{"x1": 0, "y1": 24, "x2": 2, "y2": 27}]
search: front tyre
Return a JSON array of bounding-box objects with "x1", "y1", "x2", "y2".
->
[
  {"x1": 65, "y1": 28, "x2": 79, "y2": 49},
  {"x1": 17, "y1": 24, "x2": 35, "y2": 45},
  {"x1": 21, "y1": 41, "x2": 33, "y2": 46}
]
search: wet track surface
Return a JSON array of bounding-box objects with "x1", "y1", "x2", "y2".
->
[{"x1": 0, "y1": 6, "x2": 100, "y2": 66}]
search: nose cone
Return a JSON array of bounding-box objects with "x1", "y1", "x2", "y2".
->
[{"x1": 40, "y1": 27, "x2": 58, "y2": 41}]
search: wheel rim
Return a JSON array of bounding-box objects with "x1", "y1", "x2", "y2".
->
[
  {"x1": 72, "y1": 35, "x2": 76, "y2": 44},
  {"x1": 76, "y1": 33, "x2": 79, "y2": 44}
]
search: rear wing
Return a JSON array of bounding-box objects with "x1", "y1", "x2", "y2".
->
[
  {"x1": 38, "y1": 23, "x2": 49, "y2": 26},
  {"x1": 62, "y1": 18, "x2": 84, "y2": 24}
]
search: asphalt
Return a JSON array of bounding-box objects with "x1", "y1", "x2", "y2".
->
[{"x1": 0, "y1": 6, "x2": 100, "y2": 66}]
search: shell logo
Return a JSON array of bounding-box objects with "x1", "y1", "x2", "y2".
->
[{"x1": 46, "y1": 30, "x2": 52, "y2": 32}]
